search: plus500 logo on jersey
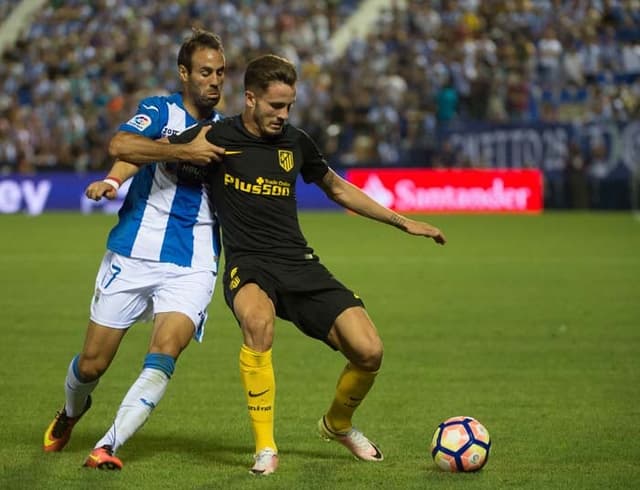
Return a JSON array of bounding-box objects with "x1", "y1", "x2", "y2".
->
[{"x1": 224, "y1": 174, "x2": 291, "y2": 196}]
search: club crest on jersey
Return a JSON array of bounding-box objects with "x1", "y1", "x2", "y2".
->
[
  {"x1": 126, "y1": 114, "x2": 152, "y2": 131},
  {"x1": 278, "y1": 150, "x2": 294, "y2": 172}
]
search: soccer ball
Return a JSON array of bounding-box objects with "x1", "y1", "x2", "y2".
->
[{"x1": 430, "y1": 416, "x2": 491, "y2": 472}]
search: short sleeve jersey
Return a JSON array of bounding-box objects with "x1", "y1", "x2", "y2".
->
[
  {"x1": 106, "y1": 93, "x2": 222, "y2": 270},
  {"x1": 173, "y1": 115, "x2": 329, "y2": 262}
]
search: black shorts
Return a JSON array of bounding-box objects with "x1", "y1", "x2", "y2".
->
[{"x1": 223, "y1": 254, "x2": 365, "y2": 346}]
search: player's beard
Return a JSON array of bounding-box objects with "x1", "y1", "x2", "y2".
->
[
  {"x1": 254, "y1": 110, "x2": 284, "y2": 139},
  {"x1": 196, "y1": 92, "x2": 220, "y2": 113}
]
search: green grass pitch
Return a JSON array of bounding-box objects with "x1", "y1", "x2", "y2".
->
[{"x1": 1, "y1": 211, "x2": 638, "y2": 489}]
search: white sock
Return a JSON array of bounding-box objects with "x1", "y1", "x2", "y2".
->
[
  {"x1": 64, "y1": 355, "x2": 98, "y2": 417},
  {"x1": 95, "y1": 368, "x2": 169, "y2": 452}
]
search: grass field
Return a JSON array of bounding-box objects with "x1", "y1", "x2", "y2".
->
[{"x1": 1, "y1": 211, "x2": 639, "y2": 489}]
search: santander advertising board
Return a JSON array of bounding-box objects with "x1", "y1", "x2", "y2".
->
[{"x1": 345, "y1": 169, "x2": 543, "y2": 213}]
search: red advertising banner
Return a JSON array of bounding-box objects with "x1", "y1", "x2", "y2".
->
[{"x1": 345, "y1": 169, "x2": 543, "y2": 213}]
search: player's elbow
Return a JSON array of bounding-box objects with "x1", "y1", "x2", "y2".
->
[
  {"x1": 331, "y1": 192, "x2": 352, "y2": 210},
  {"x1": 108, "y1": 133, "x2": 128, "y2": 159},
  {"x1": 322, "y1": 186, "x2": 346, "y2": 206}
]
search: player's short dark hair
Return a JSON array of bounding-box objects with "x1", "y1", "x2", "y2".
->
[
  {"x1": 244, "y1": 54, "x2": 297, "y2": 94},
  {"x1": 177, "y1": 28, "x2": 224, "y2": 73}
]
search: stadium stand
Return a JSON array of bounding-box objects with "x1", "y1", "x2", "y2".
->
[{"x1": 0, "y1": 0, "x2": 638, "y2": 182}]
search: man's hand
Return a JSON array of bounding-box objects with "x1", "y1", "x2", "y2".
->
[
  {"x1": 184, "y1": 126, "x2": 225, "y2": 165},
  {"x1": 85, "y1": 181, "x2": 119, "y2": 201},
  {"x1": 403, "y1": 218, "x2": 447, "y2": 245}
]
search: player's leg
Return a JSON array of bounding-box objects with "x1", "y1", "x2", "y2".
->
[
  {"x1": 85, "y1": 312, "x2": 194, "y2": 469},
  {"x1": 44, "y1": 321, "x2": 127, "y2": 452},
  {"x1": 93, "y1": 312, "x2": 193, "y2": 452},
  {"x1": 327, "y1": 306, "x2": 384, "y2": 422},
  {"x1": 84, "y1": 264, "x2": 215, "y2": 469},
  {"x1": 319, "y1": 306, "x2": 384, "y2": 461},
  {"x1": 46, "y1": 251, "x2": 158, "y2": 457},
  {"x1": 233, "y1": 283, "x2": 278, "y2": 475}
]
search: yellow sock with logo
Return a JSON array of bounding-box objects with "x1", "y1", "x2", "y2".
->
[
  {"x1": 239, "y1": 344, "x2": 277, "y2": 453},
  {"x1": 325, "y1": 363, "x2": 378, "y2": 434}
]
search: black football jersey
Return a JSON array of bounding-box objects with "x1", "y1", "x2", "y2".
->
[{"x1": 172, "y1": 116, "x2": 329, "y2": 261}]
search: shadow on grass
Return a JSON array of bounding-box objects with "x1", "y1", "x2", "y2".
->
[
  {"x1": 46, "y1": 427, "x2": 337, "y2": 470},
  {"x1": 119, "y1": 432, "x2": 335, "y2": 466}
]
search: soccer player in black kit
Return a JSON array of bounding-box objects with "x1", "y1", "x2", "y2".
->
[{"x1": 171, "y1": 54, "x2": 446, "y2": 475}]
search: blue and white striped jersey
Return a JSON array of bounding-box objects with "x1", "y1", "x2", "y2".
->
[{"x1": 106, "y1": 93, "x2": 221, "y2": 271}]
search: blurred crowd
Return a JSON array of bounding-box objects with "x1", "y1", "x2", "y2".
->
[
  {"x1": 0, "y1": 0, "x2": 639, "y2": 174},
  {"x1": 0, "y1": 1, "x2": 23, "y2": 22}
]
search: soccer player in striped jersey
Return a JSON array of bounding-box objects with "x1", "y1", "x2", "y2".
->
[{"x1": 43, "y1": 29, "x2": 227, "y2": 470}]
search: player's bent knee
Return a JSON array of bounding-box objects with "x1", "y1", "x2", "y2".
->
[
  {"x1": 240, "y1": 313, "x2": 274, "y2": 351},
  {"x1": 363, "y1": 346, "x2": 384, "y2": 371},
  {"x1": 240, "y1": 312, "x2": 273, "y2": 336},
  {"x1": 76, "y1": 356, "x2": 109, "y2": 381},
  {"x1": 351, "y1": 339, "x2": 384, "y2": 372}
]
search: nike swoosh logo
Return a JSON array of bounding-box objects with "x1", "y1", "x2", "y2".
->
[
  {"x1": 224, "y1": 150, "x2": 243, "y2": 155},
  {"x1": 140, "y1": 398, "x2": 156, "y2": 409},
  {"x1": 44, "y1": 431, "x2": 57, "y2": 447},
  {"x1": 248, "y1": 389, "x2": 269, "y2": 397}
]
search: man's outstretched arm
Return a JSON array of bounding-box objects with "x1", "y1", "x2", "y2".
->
[
  {"x1": 109, "y1": 127, "x2": 224, "y2": 165},
  {"x1": 317, "y1": 169, "x2": 446, "y2": 245}
]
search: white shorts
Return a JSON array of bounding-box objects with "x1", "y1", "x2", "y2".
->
[{"x1": 90, "y1": 251, "x2": 217, "y2": 342}]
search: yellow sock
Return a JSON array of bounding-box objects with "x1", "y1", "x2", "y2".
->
[
  {"x1": 239, "y1": 344, "x2": 277, "y2": 453},
  {"x1": 325, "y1": 363, "x2": 378, "y2": 434}
]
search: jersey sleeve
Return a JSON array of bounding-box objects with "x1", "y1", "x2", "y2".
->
[
  {"x1": 118, "y1": 96, "x2": 167, "y2": 138},
  {"x1": 298, "y1": 129, "x2": 329, "y2": 183}
]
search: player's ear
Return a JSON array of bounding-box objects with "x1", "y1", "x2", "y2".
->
[
  {"x1": 245, "y1": 90, "x2": 256, "y2": 108},
  {"x1": 178, "y1": 64, "x2": 189, "y2": 83}
]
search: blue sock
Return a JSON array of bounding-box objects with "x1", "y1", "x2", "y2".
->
[{"x1": 143, "y1": 353, "x2": 175, "y2": 378}]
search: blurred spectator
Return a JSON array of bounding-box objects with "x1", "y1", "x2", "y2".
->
[
  {"x1": 436, "y1": 74, "x2": 459, "y2": 126},
  {"x1": 580, "y1": 26, "x2": 604, "y2": 84},
  {"x1": 505, "y1": 70, "x2": 532, "y2": 121},
  {"x1": 536, "y1": 26, "x2": 563, "y2": 84},
  {"x1": 620, "y1": 39, "x2": 640, "y2": 75},
  {"x1": 565, "y1": 142, "x2": 590, "y2": 209},
  {"x1": 562, "y1": 39, "x2": 586, "y2": 86},
  {"x1": 586, "y1": 140, "x2": 611, "y2": 208},
  {"x1": 432, "y1": 140, "x2": 467, "y2": 169}
]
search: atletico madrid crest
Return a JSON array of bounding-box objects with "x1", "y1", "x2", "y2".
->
[{"x1": 278, "y1": 150, "x2": 294, "y2": 171}]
